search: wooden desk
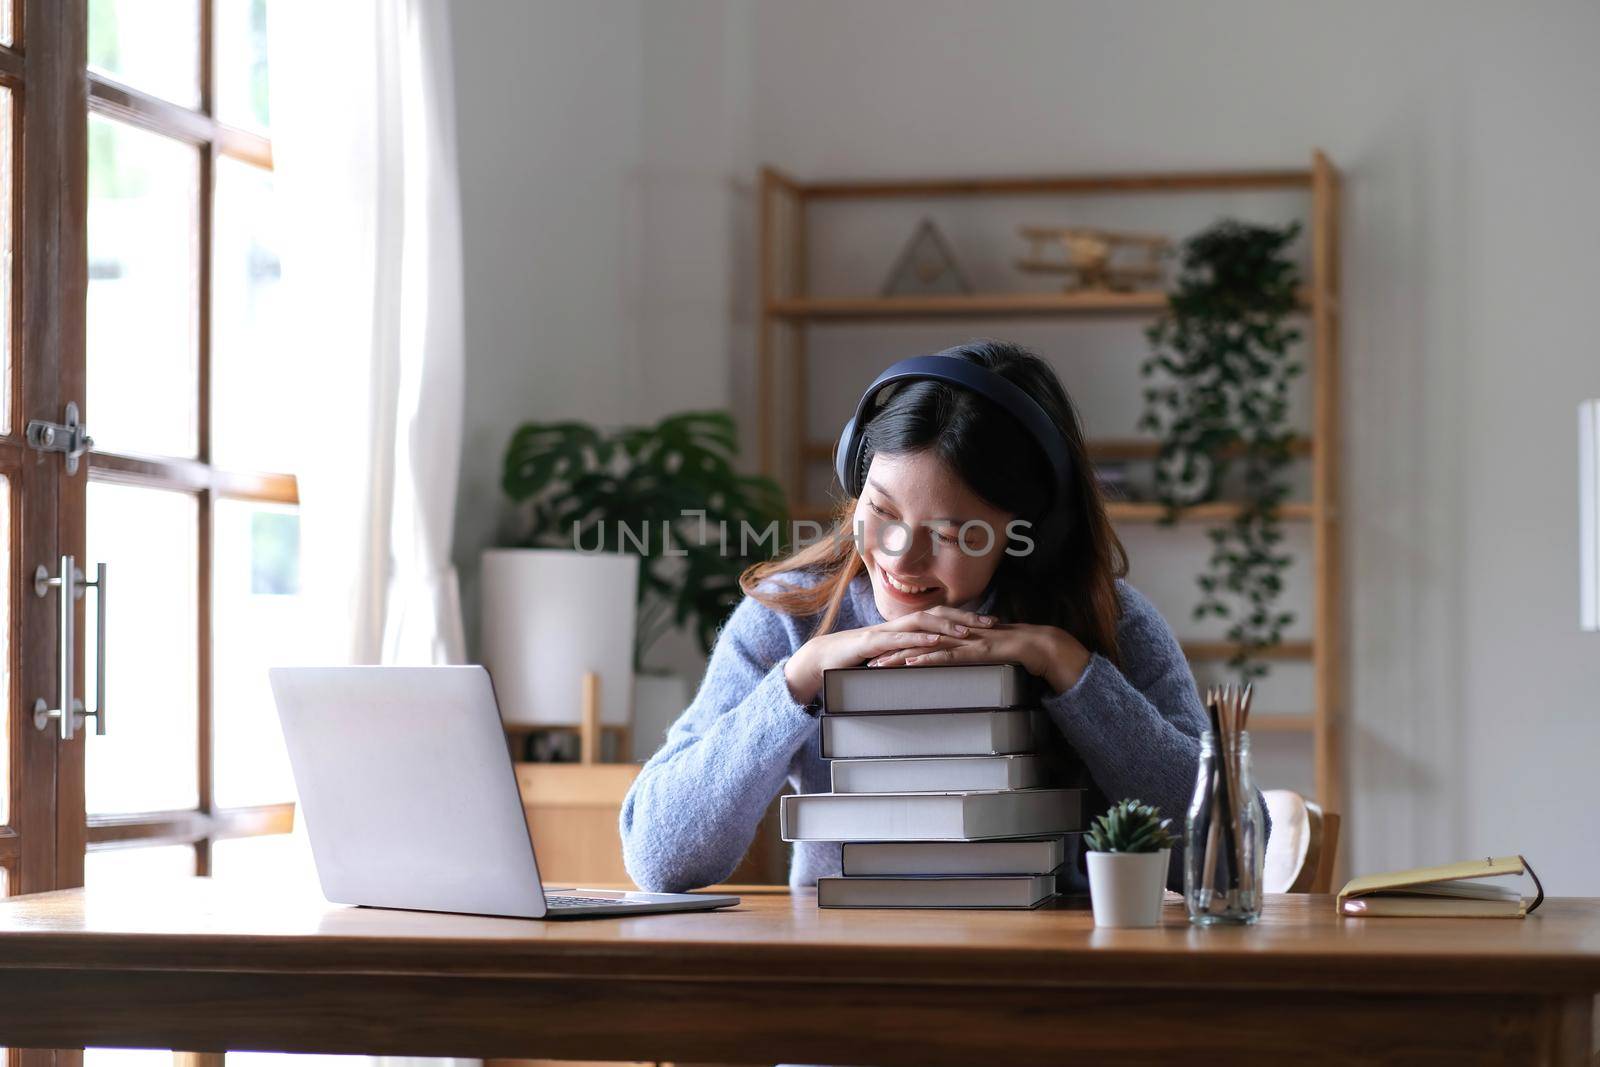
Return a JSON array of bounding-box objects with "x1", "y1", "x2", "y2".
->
[{"x1": 0, "y1": 879, "x2": 1596, "y2": 1065}]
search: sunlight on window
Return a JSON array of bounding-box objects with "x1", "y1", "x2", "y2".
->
[
  {"x1": 0, "y1": 87, "x2": 11, "y2": 434},
  {"x1": 84, "y1": 846, "x2": 194, "y2": 889},
  {"x1": 213, "y1": 156, "x2": 299, "y2": 473},
  {"x1": 86, "y1": 483, "x2": 199, "y2": 815},
  {"x1": 87, "y1": 0, "x2": 200, "y2": 108},
  {"x1": 87, "y1": 115, "x2": 200, "y2": 459},
  {"x1": 0, "y1": 475, "x2": 9, "y2": 825},
  {"x1": 214, "y1": 500, "x2": 306, "y2": 809},
  {"x1": 215, "y1": 0, "x2": 271, "y2": 133}
]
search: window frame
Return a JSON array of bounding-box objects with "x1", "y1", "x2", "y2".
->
[{"x1": 83, "y1": 0, "x2": 296, "y2": 875}]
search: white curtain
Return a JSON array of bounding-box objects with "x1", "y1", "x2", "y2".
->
[{"x1": 271, "y1": 0, "x2": 466, "y2": 666}]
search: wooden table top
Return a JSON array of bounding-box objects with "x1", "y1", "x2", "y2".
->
[{"x1": 1, "y1": 879, "x2": 1597, "y2": 995}]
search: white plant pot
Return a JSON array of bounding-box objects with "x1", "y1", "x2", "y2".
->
[
  {"x1": 480, "y1": 548, "x2": 638, "y2": 727},
  {"x1": 1086, "y1": 849, "x2": 1171, "y2": 928}
]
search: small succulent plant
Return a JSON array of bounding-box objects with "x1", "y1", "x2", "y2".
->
[{"x1": 1084, "y1": 799, "x2": 1175, "y2": 854}]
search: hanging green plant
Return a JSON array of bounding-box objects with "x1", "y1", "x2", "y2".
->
[{"x1": 1139, "y1": 219, "x2": 1304, "y2": 680}]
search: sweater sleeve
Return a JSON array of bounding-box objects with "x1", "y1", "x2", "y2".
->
[
  {"x1": 1041, "y1": 583, "x2": 1270, "y2": 889},
  {"x1": 619, "y1": 594, "x2": 818, "y2": 893}
]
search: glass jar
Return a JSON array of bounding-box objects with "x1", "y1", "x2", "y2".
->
[{"x1": 1184, "y1": 729, "x2": 1265, "y2": 925}]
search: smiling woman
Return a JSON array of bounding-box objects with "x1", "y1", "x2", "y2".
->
[{"x1": 619, "y1": 339, "x2": 1268, "y2": 895}]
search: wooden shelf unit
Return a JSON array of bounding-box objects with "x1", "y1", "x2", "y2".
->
[{"x1": 756, "y1": 153, "x2": 1343, "y2": 820}]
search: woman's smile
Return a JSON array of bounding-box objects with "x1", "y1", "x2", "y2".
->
[{"x1": 874, "y1": 558, "x2": 944, "y2": 607}]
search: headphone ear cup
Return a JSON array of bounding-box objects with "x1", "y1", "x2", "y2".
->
[{"x1": 834, "y1": 417, "x2": 860, "y2": 495}]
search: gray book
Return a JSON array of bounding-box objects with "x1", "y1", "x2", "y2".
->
[
  {"x1": 818, "y1": 874, "x2": 1057, "y2": 909},
  {"x1": 821, "y1": 708, "x2": 1037, "y2": 759},
  {"x1": 823, "y1": 662, "x2": 1031, "y2": 714},
  {"x1": 831, "y1": 754, "x2": 1047, "y2": 794},
  {"x1": 780, "y1": 788, "x2": 1082, "y2": 842},
  {"x1": 841, "y1": 837, "x2": 1069, "y2": 876}
]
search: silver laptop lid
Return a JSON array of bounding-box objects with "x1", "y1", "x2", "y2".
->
[{"x1": 269, "y1": 665, "x2": 548, "y2": 919}]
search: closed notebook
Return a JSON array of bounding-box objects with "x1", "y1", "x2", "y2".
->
[
  {"x1": 821, "y1": 708, "x2": 1037, "y2": 759},
  {"x1": 823, "y1": 662, "x2": 1032, "y2": 714},
  {"x1": 841, "y1": 837, "x2": 1068, "y2": 877},
  {"x1": 831, "y1": 754, "x2": 1046, "y2": 794},
  {"x1": 818, "y1": 873, "x2": 1056, "y2": 910},
  {"x1": 780, "y1": 788, "x2": 1082, "y2": 842},
  {"x1": 1337, "y1": 855, "x2": 1544, "y2": 918}
]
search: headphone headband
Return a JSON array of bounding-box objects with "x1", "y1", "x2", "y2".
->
[{"x1": 834, "y1": 351, "x2": 1075, "y2": 552}]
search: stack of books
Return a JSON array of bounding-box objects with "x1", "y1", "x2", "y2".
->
[{"x1": 780, "y1": 662, "x2": 1083, "y2": 909}]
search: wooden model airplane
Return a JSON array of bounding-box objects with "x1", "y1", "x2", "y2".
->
[{"x1": 1015, "y1": 226, "x2": 1172, "y2": 291}]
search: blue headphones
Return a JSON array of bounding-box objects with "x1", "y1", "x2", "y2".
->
[{"x1": 834, "y1": 351, "x2": 1076, "y2": 553}]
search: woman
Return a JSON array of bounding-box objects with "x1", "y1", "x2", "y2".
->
[{"x1": 620, "y1": 339, "x2": 1255, "y2": 894}]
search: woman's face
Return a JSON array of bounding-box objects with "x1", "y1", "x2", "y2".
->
[{"x1": 854, "y1": 450, "x2": 1015, "y2": 622}]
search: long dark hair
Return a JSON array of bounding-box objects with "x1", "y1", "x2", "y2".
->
[{"x1": 741, "y1": 339, "x2": 1129, "y2": 664}]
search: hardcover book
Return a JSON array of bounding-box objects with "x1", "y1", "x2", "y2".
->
[{"x1": 780, "y1": 788, "x2": 1082, "y2": 842}]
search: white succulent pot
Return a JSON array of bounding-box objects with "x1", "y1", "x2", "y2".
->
[{"x1": 1086, "y1": 849, "x2": 1171, "y2": 928}]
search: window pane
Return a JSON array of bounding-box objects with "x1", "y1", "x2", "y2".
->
[
  {"x1": 84, "y1": 845, "x2": 194, "y2": 889},
  {"x1": 87, "y1": 482, "x2": 199, "y2": 815},
  {"x1": 0, "y1": 0, "x2": 12, "y2": 48},
  {"x1": 216, "y1": 0, "x2": 271, "y2": 133},
  {"x1": 88, "y1": 116, "x2": 200, "y2": 459},
  {"x1": 213, "y1": 158, "x2": 296, "y2": 472},
  {"x1": 212, "y1": 833, "x2": 317, "y2": 891},
  {"x1": 88, "y1": 0, "x2": 201, "y2": 109},
  {"x1": 1, "y1": 87, "x2": 11, "y2": 434},
  {"x1": 85, "y1": 1052, "x2": 179, "y2": 1067},
  {"x1": 214, "y1": 500, "x2": 304, "y2": 808},
  {"x1": 0, "y1": 475, "x2": 9, "y2": 825}
]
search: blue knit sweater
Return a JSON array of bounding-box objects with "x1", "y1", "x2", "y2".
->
[{"x1": 620, "y1": 569, "x2": 1255, "y2": 894}]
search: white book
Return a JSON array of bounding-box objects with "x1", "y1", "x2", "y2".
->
[
  {"x1": 822, "y1": 662, "x2": 1030, "y2": 714},
  {"x1": 841, "y1": 837, "x2": 1068, "y2": 877},
  {"x1": 818, "y1": 874, "x2": 1056, "y2": 909},
  {"x1": 780, "y1": 788, "x2": 1082, "y2": 842},
  {"x1": 821, "y1": 709, "x2": 1037, "y2": 759},
  {"x1": 831, "y1": 754, "x2": 1046, "y2": 794}
]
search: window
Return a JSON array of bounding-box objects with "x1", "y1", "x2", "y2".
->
[{"x1": 82, "y1": 0, "x2": 301, "y2": 881}]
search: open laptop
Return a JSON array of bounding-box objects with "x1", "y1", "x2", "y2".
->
[{"x1": 268, "y1": 665, "x2": 740, "y2": 920}]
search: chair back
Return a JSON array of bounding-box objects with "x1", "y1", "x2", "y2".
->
[{"x1": 1262, "y1": 789, "x2": 1342, "y2": 894}]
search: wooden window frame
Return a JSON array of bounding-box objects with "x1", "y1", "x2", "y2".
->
[{"x1": 82, "y1": 0, "x2": 297, "y2": 875}]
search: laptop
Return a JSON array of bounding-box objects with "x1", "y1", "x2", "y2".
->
[{"x1": 268, "y1": 665, "x2": 740, "y2": 920}]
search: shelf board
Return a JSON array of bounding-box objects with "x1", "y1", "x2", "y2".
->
[
  {"x1": 798, "y1": 169, "x2": 1314, "y2": 200},
  {"x1": 1182, "y1": 640, "x2": 1313, "y2": 662},
  {"x1": 1106, "y1": 501, "x2": 1315, "y2": 522},
  {"x1": 801, "y1": 437, "x2": 1313, "y2": 464},
  {"x1": 1240, "y1": 713, "x2": 1315, "y2": 733},
  {"x1": 788, "y1": 500, "x2": 1314, "y2": 525},
  {"x1": 768, "y1": 291, "x2": 1168, "y2": 320},
  {"x1": 767, "y1": 288, "x2": 1312, "y2": 321}
]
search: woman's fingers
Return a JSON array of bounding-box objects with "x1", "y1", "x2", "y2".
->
[
  {"x1": 857, "y1": 629, "x2": 948, "y2": 659},
  {"x1": 901, "y1": 647, "x2": 960, "y2": 666},
  {"x1": 876, "y1": 607, "x2": 996, "y2": 638}
]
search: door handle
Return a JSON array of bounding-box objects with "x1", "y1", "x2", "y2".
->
[{"x1": 33, "y1": 556, "x2": 107, "y2": 741}]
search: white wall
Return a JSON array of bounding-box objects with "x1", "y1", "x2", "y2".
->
[{"x1": 451, "y1": 0, "x2": 1600, "y2": 889}]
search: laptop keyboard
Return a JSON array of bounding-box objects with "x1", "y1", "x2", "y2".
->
[{"x1": 547, "y1": 895, "x2": 633, "y2": 908}]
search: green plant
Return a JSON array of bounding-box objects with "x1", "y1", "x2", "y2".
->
[
  {"x1": 1084, "y1": 799, "x2": 1175, "y2": 854},
  {"x1": 1140, "y1": 219, "x2": 1304, "y2": 680},
  {"x1": 502, "y1": 410, "x2": 788, "y2": 669}
]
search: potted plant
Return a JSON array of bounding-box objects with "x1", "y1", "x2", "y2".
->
[
  {"x1": 1084, "y1": 798, "x2": 1176, "y2": 928},
  {"x1": 496, "y1": 411, "x2": 787, "y2": 752}
]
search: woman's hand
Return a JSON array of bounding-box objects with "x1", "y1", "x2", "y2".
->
[
  {"x1": 783, "y1": 606, "x2": 997, "y2": 704},
  {"x1": 867, "y1": 622, "x2": 1092, "y2": 696}
]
